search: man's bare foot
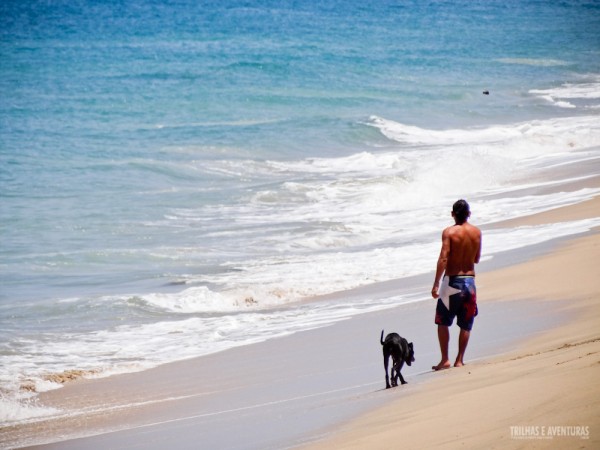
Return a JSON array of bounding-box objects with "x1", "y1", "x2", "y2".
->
[
  {"x1": 432, "y1": 361, "x2": 452, "y2": 371},
  {"x1": 454, "y1": 361, "x2": 465, "y2": 368}
]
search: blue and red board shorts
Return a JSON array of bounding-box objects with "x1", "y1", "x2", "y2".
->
[{"x1": 435, "y1": 275, "x2": 478, "y2": 331}]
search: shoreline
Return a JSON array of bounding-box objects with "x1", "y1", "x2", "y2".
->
[{"x1": 3, "y1": 197, "x2": 599, "y2": 449}]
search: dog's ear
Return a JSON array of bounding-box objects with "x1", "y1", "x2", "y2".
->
[{"x1": 409, "y1": 342, "x2": 413, "y2": 349}]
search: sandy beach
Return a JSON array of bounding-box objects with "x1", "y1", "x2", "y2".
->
[
  {"x1": 305, "y1": 198, "x2": 600, "y2": 449},
  {"x1": 3, "y1": 188, "x2": 598, "y2": 449}
]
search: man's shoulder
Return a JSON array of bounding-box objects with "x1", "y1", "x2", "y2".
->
[
  {"x1": 446, "y1": 222, "x2": 481, "y2": 236},
  {"x1": 469, "y1": 223, "x2": 482, "y2": 235},
  {"x1": 442, "y1": 225, "x2": 455, "y2": 237}
]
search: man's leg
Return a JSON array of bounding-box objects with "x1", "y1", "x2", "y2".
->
[
  {"x1": 454, "y1": 328, "x2": 470, "y2": 367},
  {"x1": 433, "y1": 325, "x2": 451, "y2": 371}
]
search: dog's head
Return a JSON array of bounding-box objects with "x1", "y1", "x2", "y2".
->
[{"x1": 405, "y1": 342, "x2": 415, "y2": 366}]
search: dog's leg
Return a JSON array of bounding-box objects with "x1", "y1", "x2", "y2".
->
[
  {"x1": 397, "y1": 361, "x2": 407, "y2": 385},
  {"x1": 391, "y1": 361, "x2": 398, "y2": 387},
  {"x1": 383, "y1": 351, "x2": 391, "y2": 389}
]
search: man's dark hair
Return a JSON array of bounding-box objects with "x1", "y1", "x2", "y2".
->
[{"x1": 452, "y1": 199, "x2": 470, "y2": 224}]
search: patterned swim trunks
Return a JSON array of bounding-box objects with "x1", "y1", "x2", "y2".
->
[{"x1": 435, "y1": 275, "x2": 478, "y2": 331}]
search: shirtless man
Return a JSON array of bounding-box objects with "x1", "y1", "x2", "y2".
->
[{"x1": 431, "y1": 199, "x2": 482, "y2": 371}]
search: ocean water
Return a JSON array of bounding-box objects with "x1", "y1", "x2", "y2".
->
[{"x1": 1, "y1": 0, "x2": 600, "y2": 424}]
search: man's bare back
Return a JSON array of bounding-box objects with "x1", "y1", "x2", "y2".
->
[
  {"x1": 444, "y1": 222, "x2": 481, "y2": 276},
  {"x1": 432, "y1": 206, "x2": 481, "y2": 299}
]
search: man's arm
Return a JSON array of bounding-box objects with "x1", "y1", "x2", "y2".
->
[
  {"x1": 474, "y1": 227, "x2": 482, "y2": 264},
  {"x1": 431, "y1": 228, "x2": 451, "y2": 299}
]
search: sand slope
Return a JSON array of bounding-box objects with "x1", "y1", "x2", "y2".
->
[{"x1": 305, "y1": 232, "x2": 600, "y2": 449}]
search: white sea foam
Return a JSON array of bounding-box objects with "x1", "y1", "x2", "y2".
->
[
  {"x1": 529, "y1": 77, "x2": 600, "y2": 109},
  {"x1": 153, "y1": 116, "x2": 600, "y2": 311},
  {"x1": 530, "y1": 82, "x2": 600, "y2": 100},
  {"x1": 142, "y1": 286, "x2": 243, "y2": 312},
  {"x1": 0, "y1": 397, "x2": 61, "y2": 426},
  {"x1": 367, "y1": 115, "x2": 600, "y2": 151},
  {"x1": 367, "y1": 116, "x2": 519, "y2": 146}
]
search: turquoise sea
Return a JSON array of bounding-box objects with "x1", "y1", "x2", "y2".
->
[{"x1": 1, "y1": 0, "x2": 599, "y2": 424}]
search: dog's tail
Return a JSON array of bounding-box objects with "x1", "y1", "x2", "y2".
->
[{"x1": 380, "y1": 329, "x2": 385, "y2": 345}]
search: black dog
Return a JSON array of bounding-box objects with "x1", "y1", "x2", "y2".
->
[{"x1": 380, "y1": 330, "x2": 415, "y2": 389}]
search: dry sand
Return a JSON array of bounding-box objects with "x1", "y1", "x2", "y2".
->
[{"x1": 304, "y1": 204, "x2": 600, "y2": 449}]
